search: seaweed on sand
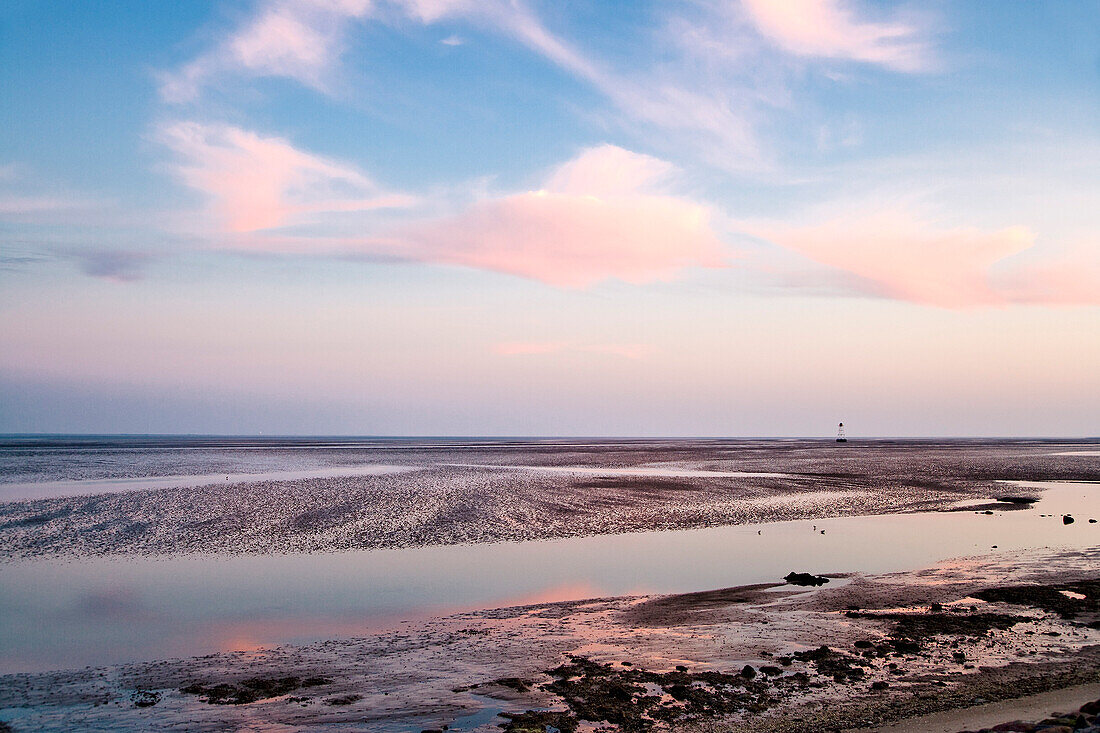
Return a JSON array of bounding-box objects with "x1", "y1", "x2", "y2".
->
[
  {"x1": 499, "y1": 656, "x2": 771, "y2": 732},
  {"x1": 180, "y1": 675, "x2": 332, "y2": 704},
  {"x1": 975, "y1": 578, "x2": 1100, "y2": 620}
]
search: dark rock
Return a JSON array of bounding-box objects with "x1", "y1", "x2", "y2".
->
[
  {"x1": 784, "y1": 572, "x2": 829, "y2": 587},
  {"x1": 526, "y1": 655, "x2": 765, "y2": 730},
  {"x1": 130, "y1": 690, "x2": 161, "y2": 708},
  {"x1": 324, "y1": 694, "x2": 362, "y2": 706},
  {"x1": 870, "y1": 681, "x2": 889, "y2": 691},
  {"x1": 792, "y1": 645, "x2": 869, "y2": 681},
  {"x1": 1064, "y1": 515, "x2": 1076, "y2": 525},
  {"x1": 893, "y1": 637, "x2": 922, "y2": 654},
  {"x1": 500, "y1": 710, "x2": 577, "y2": 733},
  {"x1": 740, "y1": 665, "x2": 756, "y2": 679}
]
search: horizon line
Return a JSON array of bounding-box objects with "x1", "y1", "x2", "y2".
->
[{"x1": 1, "y1": 433, "x2": 1097, "y2": 441}]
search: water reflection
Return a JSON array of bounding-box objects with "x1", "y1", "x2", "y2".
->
[
  {"x1": 0, "y1": 464, "x2": 420, "y2": 502},
  {"x1": 1, "y1": 481, "x2": 1097, "y2": 674}
]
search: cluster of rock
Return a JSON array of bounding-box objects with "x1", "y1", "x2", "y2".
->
[{"x1": 960, "y1": 697, "x2": 1100, "y2": 732}]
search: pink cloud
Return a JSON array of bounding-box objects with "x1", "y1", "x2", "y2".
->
[
  {"x1": 743, "y1": 212, "x2": 1035, "y2": 308},
  {"x1": 391, "y1": 145, "x2": 726, "y2": 286},
  {"x1": 407, "y1": 192, "x2": 721, "y2": 287},
  {"x1": 399, "y1": 145, "x2": 729, "y2": 287},
  {"x1": 162, "y1": 141, "x2": 728, "y2": 288},
  {"x1": 740, "y1": 0, "x2": 932, "y2": 71},
  {"x1": 999, "y1": 243, "x2": 1100, "y2": 306},
  {"x1": 158, "y1": 121, "x2": 414, "y2": 232}
]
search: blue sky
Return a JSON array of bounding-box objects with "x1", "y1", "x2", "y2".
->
[{"x1": 1, "y1": 1, "x2": 1098, "y2": 435}]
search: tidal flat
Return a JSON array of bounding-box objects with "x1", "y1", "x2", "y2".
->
[{"x1": 1, "y1": 437, "x2": 1099, "y2": 731}]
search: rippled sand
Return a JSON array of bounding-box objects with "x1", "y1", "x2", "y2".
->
[{"x1": 2, "y1": 439, "x2": 1099, "y2": 560}]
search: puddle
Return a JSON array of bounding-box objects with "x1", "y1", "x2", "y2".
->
[
  {"x1": 0, "y1": 464, "x2": 421, "y2": 502},
  {"x1": 446, "y1": 696, "x2": 507, "y2": 731}
]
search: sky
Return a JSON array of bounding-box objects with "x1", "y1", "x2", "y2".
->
[{"x1": 1, "y1": 0, "x2": 1098, "y2": 437}]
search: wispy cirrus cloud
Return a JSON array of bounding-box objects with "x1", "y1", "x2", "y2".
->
[
  {"x1": 156, "y1": 2, "x2": 936, "y2": 170},
  {"x1": 159, "y1": 0, "x2": 375, "y2": 103},
  {"x1": 739, "y1": 0, "x2": 934, "y2": 72},
  {"x1": 70, "y1": 249, "x2": 154, "y2": 282},
  {"x1": 157, "y1": 120, "x2": 415, "y2": 232},
  {"x1": 157, "y1": 1, "x2": 772, "y2": 164},
  {"x1": 0, "y1": 196, "x2": 96, "y2": 216},
  {"x1": 0, "y1": 243, "x2": 156, "y2": 282}
]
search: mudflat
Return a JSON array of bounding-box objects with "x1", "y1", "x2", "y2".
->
[{"x1": 3, "y1": 438, "x2": 1098, "y2": 559}]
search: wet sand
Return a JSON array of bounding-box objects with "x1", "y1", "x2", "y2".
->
[
  {"x1": 4, "y1": 546, "x2": 1100, "y2": 731},
  {"x1": 861, "y1": 683, "x2": 1100, "y2": 733},
  {"x1": 4, "y1": 439, "x2": 1100, "y2": 560}
]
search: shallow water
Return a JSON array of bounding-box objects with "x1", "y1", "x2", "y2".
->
[
  {"x1": 447, "y1": 463, "x2": 792, "y2": 478},
  {"x1": 1, "y1": 481, "x2": 1098, "y2": 674},
  {"x1": 0, "y1": 464, "x2": 419, "y2": 502}
]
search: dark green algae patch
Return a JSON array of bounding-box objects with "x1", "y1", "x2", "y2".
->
[
  {"x1": 180, "y1": 675, "x2": 332, "y2": 705},
  {"x1": 844, "y1": 610, "x2": 1030, "y2": 643},
  {"x1": 975, "y1": 578, "x2": 1100, "y2": 620}
]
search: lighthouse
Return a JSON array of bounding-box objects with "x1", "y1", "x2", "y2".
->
[{"x1": 835, "y1": 422, "x2": 847, "y2": 443}]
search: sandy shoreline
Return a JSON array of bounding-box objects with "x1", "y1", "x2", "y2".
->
[
  {"x1": 3, "y1": 546, "x2": 1100, "y2": 731},
  {"x1": 860, "y1": 682, "x2": 1100, "y2": 732}
]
